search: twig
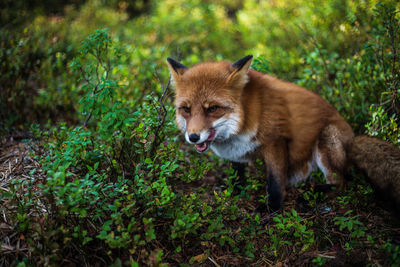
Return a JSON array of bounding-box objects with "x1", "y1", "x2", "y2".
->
[
  {"x1": 83, "y1": 113, "x2": 93, "y2": 128},
  {"x1": 82, "y1": 49, "x2": 111, "y2": 128},
  {"x1": 316, "y1": 253, "x2": 336, "y2": 259},
  {"x1": 208, "y1": 256, "x2": 221, "y2": 267},
  {"x1": 150, "y1": 74, "x2": 171, "y2": 156}
]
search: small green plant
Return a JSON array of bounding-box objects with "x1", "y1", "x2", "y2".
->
[
  {"x1": 334, "y1": 210, "x2": 366, "y2": 239},
  {"x1": 267, "y1": 209, "x2": 315, "y2": 258},
  {"x1": 312, "y1": 256, "x2": 328, "y2": 266},
  {"x1": 337, "y1": 195, "x2": 351, "y2": 207},
  {"x1": 383, "y1": 240, "x2": 400, "y2": 267},
  {"x1": 251, "y1": 55, "x2": 271, "y2": 74},
  {"x1": 366, "y1": 105, "x2": 400, "y2": 146},
  {"x1": 302, "y1": 189, "x2": 326, "y2": 210}
]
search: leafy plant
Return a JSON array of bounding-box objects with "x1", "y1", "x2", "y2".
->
[
  {"x1": 334, "y1": 210, "x2": 367, "y2": 239},
  {"x1": 383, "y1": 240, "x2": 400, "y2": 267},
  {"x1": 267, "y1": 209, "x2": 315, "y2": 258},
  {"x1": 1, "y1": 1, "x2": 400, "y2": 266},
  {"x1": 312, "y1": 256, "x2": 328, "y2": 266}
]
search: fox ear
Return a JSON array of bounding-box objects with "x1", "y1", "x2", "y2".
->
[
  {"x1": 166, "y1": 57, "x2": 187, "y2": 82},
  {"x1": 228, "y1": 55, "x2": 253, "y2": 88},
  {"x1": 232, "y1": 55, "x2": 253, "y2": 72}
]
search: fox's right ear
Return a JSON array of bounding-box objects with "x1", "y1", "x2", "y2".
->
[{"x1": 166, "y1": 57, "x2": 187, "y2": 83}]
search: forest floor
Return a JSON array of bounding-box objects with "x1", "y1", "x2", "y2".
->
[{"x1": 1, "y1": 132, "x2": 400, "y2": 266}]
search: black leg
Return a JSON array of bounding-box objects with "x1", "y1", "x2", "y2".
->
[
  {"x1": 266, "y1": 171, "x2": 283, "y2": 212},
  {"x1": 255, "y1": 171, "x2": 283, "y2": 214}
]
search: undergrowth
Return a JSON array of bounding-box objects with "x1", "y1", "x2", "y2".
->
[{"x1": 1, "y1": 1, "x2": 399, "y2": 266}]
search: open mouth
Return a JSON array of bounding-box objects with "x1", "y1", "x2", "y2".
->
[{"x1": 195, "y1": 128, "x2": 215, "y2": 153}]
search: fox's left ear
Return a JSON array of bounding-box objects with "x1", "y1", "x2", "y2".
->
[
  {"x1": 228, "y1": 55, "x2": 253, "y2": 88},
  {"x1": 166, "y1": 57, "x2": 187, "y2": 83}
]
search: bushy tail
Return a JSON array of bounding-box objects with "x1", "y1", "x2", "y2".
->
[{"x1": 348, "y1": 136, "x2": 400, "y2": 211}]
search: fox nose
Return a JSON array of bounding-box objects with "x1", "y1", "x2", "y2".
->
[{"x1": 189, "y1": 133, "x2": 200, "y2": 143}]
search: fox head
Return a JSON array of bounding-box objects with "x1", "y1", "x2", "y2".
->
[{"x1": 166, "y1": 55, "x2": 253, "y2": 153}]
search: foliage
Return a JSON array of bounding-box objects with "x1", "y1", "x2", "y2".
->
[
  {"x1": 297, "y1": 1, "x2": 400, "y2": 135},
  {"x1": 366, "y1": 102, "x2": 400, "y2": 145},
  {"x1": 267, "y1": 209, "x2": 315, "y2": 258},
  {"x1": 334, "y1": 210, "x2": 367, "y2": 239},
  {"x1": 1, "y1": 29, "x2": 264, "y2": 265},
  {"x1": 383, "y1": 240, "x2": 400, "y2": 267},
  {"x1": 1, "y1": 0, "x2": 400, "y2": 265},
  {"x1": 2, "y1": 0, "x2": 399, "y2": 138}
]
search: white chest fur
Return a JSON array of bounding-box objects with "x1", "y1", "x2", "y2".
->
[{"x1": 210, "y1": 131, "x2": 259, "y2": 162}]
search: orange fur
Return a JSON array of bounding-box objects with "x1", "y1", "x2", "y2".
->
[{"x1": 167, "y1": 56, "x2": 355, "y2": 210}]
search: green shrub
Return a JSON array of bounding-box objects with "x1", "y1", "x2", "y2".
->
[
  {"x1": 1, "y1": 29, "x2": 264, "y2": 265},
  {"x1": 1, "y1": 1, "x2": 400, "y2": 265},
  {"x1": 383, "y1": 240, "x2": 400, "y2": 267},
  {"x1": 297, "y1": 2, "x2": 400, "y2": 135},
  {"x1": 267, "y1": 209, "x2": 315, "y2": 258}
]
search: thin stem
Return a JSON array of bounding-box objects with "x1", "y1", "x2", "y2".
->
[{"x1": 150, "y1": 74, "x2": 171, "y2": 156}]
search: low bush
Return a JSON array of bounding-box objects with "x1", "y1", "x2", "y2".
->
[
  {"x1": 1, "y1": 1, "x2": 399, "y2": 266},
  {"x1": 1, "y1": 30, "x2": 266, "y2": 265},
  {"x1": 297, "y1": 3, "x2": 400, "y2": 138}
]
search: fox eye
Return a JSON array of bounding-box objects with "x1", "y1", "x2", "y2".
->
[
  {"x1": 180, "y1": 106, "x2": 191, "y2": 114},
  {"x1": 206, "y1": 106, "x2": 219, "y2": 113}
]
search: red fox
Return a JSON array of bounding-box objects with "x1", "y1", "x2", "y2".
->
[{"x1": 167, "y1": 55, "x2": 399, "y2": 211}]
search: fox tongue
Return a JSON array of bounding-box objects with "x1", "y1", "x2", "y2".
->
[
  {"x1": 195, "y1": 142, "x2": 208, "y2": 153},
  {"x1": 207, "y1": 128, "x2": 215, "y2": 142},
  {"x1": 194, "y1": 128, "x2": 215, "y2": 153}
]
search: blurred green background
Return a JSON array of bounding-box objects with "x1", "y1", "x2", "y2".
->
[
  {"x1": 2, "y1": 0, "x2": 399, "y2": 140},
  {"x1": 1, "y1": 0, "x2": 399, "y2": 143}
]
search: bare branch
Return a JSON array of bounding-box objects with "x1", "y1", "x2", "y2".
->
[{"x1": 150, "y1": 73, "x2": 171, "y2": 156}]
